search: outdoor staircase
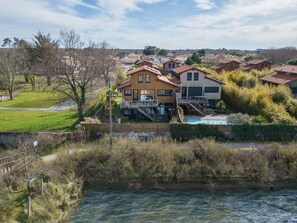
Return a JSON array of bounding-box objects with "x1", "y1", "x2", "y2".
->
[
  {"x1": 138, "y1": 106, "x2": 156, "y2": 121},
  {"x1": 189, "y1": 102, "x2": 205, "y2": 115}
]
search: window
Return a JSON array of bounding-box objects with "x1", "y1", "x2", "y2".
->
[
  {"x1": 168, "y1": 63, "x2": 172, "y2": 68},
  {"x1": 194, "y1": 72, "x2": 199, "y2": 81},
  {"x1": 138, "y1": 74, "x2": 143, "y2": 83},
  {"x1": 145, "y1": 74, "x2": 151, "y2": 83},
  {"x1": 172, "y1": 63, "x2": 175, "y2": 68},
  {"x1": 176, "y1": 87, "x2": 180, "y2": 93},
  {"x1": 158, "y1": 90, "x2": 173, "y2": 96},
  {"x1": 124, "y1": 89, "x2": 131, "y2": 96},
  {"x1": 205, "y1": 87, "x2": 219, "y2": 93},
  {"x1": 187, "y1": 72, "x2": 192, "y2": 81},
  {"x1": 140, "y1": 90, "x2": 154, "y2": 101}
]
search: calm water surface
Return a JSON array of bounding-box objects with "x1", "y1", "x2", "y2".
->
[{"x1": 71, "y1": 189, "x2": 297, "y2": 223}]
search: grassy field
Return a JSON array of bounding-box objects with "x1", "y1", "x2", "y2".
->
[
  {"x1": 0, "y1": 91, "x2": 64, "y2": 108},
  {"x1": 0, "y1": 110, "x2": 78, "y2": 131}
]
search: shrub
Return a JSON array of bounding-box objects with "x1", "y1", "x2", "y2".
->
[
  {"x1": 271, "y1": 88, "x2": 290, "y2": 104},
  {"x1": 227, "y1": 113, "x2": 252, "y2": 124}
]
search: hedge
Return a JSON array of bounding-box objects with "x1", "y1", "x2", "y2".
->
[
  {"x1": 170, "y1": 124, "x2": 226, "y2": 141},
  {"x1": 170, "y1": 123, "x2": 297, "y2": 142}
]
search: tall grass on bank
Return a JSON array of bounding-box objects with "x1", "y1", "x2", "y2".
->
[{"x1": 51, "y1": 137, "x2": 297, "y2": 187}]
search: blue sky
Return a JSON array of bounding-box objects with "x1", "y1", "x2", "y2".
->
[{"x1": 0, "y1": 0, "x2": 297, "y2": 50}]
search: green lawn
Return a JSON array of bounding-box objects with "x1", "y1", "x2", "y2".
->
[
  {"x1": 0, "y1": 110, "x2": 78, "y2": 131},
  {"x1": 0, "y1": 91, "x2": 64, "y2": 108}
]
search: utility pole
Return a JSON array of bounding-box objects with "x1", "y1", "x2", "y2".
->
[{"x1": 108, "y1": 78, "x2": 113, "y2": 149}]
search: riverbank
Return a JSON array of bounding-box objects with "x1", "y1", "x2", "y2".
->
[
  {"x1": 2, "y1": 137, "x2": 297, "y2": 222},
  {"x1": 52, "y1": 137, "x2": 297, "y2": 189}
]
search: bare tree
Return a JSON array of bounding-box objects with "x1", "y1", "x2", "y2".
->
[
  {"x1": 258, "y1": 47, "x2": 297, "y2": 64},
  {"x1": 0, "y1": 40, "x2": 26, "y2": 100},
  {"x1": 94, "y1": 41, "x2": 117, "y2": 87},
  {"x1": 54, "y1": 29, "x2": 101, "y2": 121}
]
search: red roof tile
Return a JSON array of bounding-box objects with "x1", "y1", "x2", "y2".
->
[
  {"x1": 219, "y1": 58, "x2": 241, "y2": 64},
  {"x1": 247, "y1": 59, "x2": 270, "y2": 65},
  {"x1": 157, "y1": 75, "x2": 179, "y2": 87},
  {"x1": 275, "y1": 65, "x2": 297, "y2": 75},
  {"x1": 173, "y1": 65, "x2": 209, "y2": 75},
  {"x1": 127, "y1": 65, "x2": 161, "y2": 76},
  {"x1": 211, "y1": 64, "x2": 226, "y2": 70},
  {"x1": 118, "y1": 79, "x2": 131, "y2": 90},
  {"x1": 168, "y1": 77, "x2": 181, "y2": 84},
  {"x1": 260, "y1": 73, "x2": 297, "y2": 85}
]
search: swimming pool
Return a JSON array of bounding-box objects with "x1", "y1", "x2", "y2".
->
[{"x1": 184, "y1": 116, "x2": 229, "y2": 125}]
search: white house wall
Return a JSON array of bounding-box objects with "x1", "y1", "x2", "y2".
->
[{"x1": 177, "y1": 69, "x2": 222, "y2": 100}]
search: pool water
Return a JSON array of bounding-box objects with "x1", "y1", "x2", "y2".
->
[{"x1": 184, "y1": 116, "x2": 228, "y2": 125}]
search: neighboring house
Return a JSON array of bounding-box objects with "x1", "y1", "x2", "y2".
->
[
  {"x1": 163, "y1": 59, "x2": 181, "y2": 72},
  {"x1": 173, "y1": 65, "x2": 224, "y2": 114},
  {"x1": 136, "y1": 60, "x2": 163, "y2": 73},
  {"x1": 243, "y1": 59, "x2": 271, "y2": 72},
  {"x1": 212, "y1": 58, "x2": 241, "y2": 73},
  {"x1": 118, "y1": 66, "x2": 178, "y2": 121},
  {"x1": 136, "y1": 60, "x2": 154, "y2": 67},
  {"x1": 260, "y1": 65, "x2": 297, "y2": 95}
]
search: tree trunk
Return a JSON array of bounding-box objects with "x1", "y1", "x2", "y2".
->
[
  {"x1": 77, "y1": 104, "x2": 84, "y2": 121},
  {"x1": 8, "y1": 89, "x2": 13, "y2": 100},
  {"x1": 31, "y1": 77, "x2": 36, "y2": 91},
  {"x1": 24, "y1": 74, "x2": 29, "y2": 83},
  {"x1": 46, "y1": 75, "x2": 51, "y2": 86},
  {"x1": 104, "y1": 77, "x2": 109, "y2": 87}
]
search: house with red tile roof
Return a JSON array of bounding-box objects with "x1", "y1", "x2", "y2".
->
[
  {"x1": 211, "y1": 58, "x2": 241, "y2": 73},
  {"x1": 260, "y1": 65, "x2": 297, "y2": 94},
  {"x1": 173, "y1": 65, "x2": 224, "y2": 113},
  {"x1": 162, "y1": 59, "x2": 181, "y2": 72},
  {"x1": 118, "y1": 66, "x2": 179, "y2": 121},
  {"x1": 243, "y1": 59, "x2": 271, "y2": 72}
]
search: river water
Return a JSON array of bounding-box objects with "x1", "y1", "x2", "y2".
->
[{"x1": 71, "y1": 189, "x2": 297, "y2": 223}]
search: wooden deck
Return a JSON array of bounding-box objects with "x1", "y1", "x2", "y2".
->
[
  {"x1": 120, "y1": 99, "x2": 159, "y2": 109},
  {"x1": 177, "y1": 97, "x2": 207, "y2": 105}
]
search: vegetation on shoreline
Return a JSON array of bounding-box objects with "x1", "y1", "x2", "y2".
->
[
  {"x1": 2, "y1": 137, "x2": 297, "y2": 222},
  {"x1": 52, "y1": 138, "x2": 297, "y2": 187}
]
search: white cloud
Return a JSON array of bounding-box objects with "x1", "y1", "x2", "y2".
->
[
  {"x1": 96, "y1": 0, "x2": 165, "y2": 17},
  {"x1": 193, "y1": 0, "x2": 215, "y2": 10},
  {"x1": 0, "y1": 0, "x2": 296, "y2": 49}
]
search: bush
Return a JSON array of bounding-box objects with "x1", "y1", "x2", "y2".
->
[
  {"x1": 287, "y1": 59, "x2": 297, "y2": 65},
  {"x1": 227, "y1": 113, "x2": 252, "y2": 125},
  {"x1": 271, "y1": 88, "x2": 290, "y2": 104}
]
